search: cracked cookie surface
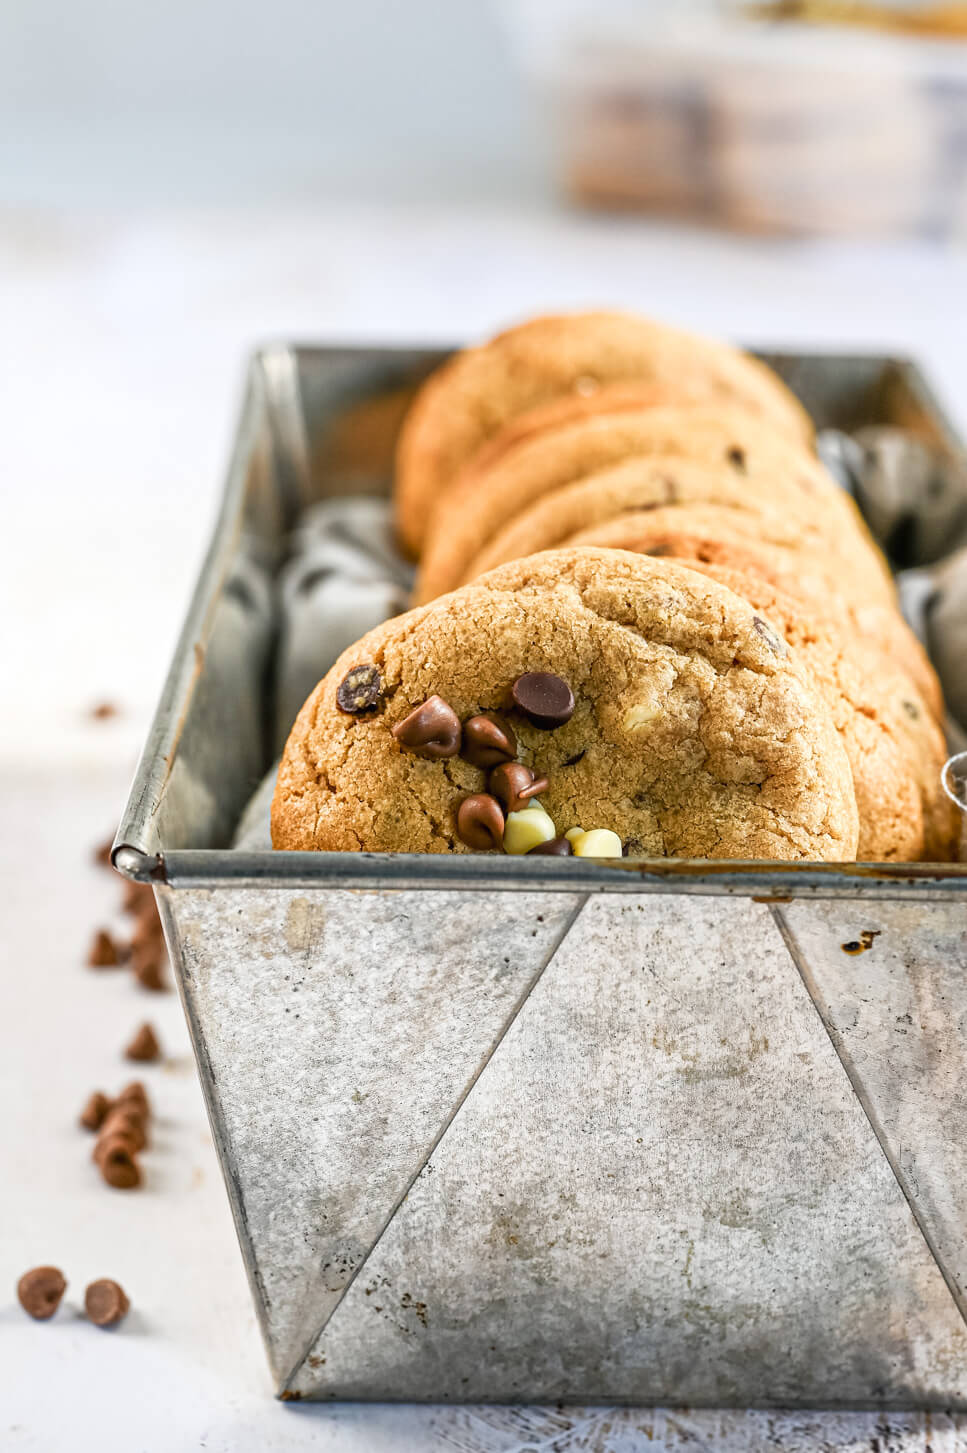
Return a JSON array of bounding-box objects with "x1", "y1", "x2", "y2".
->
[
  {"x1": 272, "y1": 548, "x2": 858, "y2": 860},
  {"x1": 394, "y1": 312, "x2": 814, "y2": 557}
]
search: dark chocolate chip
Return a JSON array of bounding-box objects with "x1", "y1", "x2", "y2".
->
[
  {"x1": 336, "y1": 664, "x2": 383, "y2": 715},
  {"x1": 456, "y1": 794, "x2": 505, "y2": 851},
  {"x1": 17, "y1": 1266, "x2": 67, "y2": 1320},
  {"x1": 460, "y1": 715, "x2": 517, "y2": 769},
  {"x1": 488, "y1": 762, "x2": 549, "y2": 814},
  {"x1": 511, "y1": 673, "x2": 575, "y2": 730},
  {"x1": 623, "y1": 838, "x2": 645, "y2": 857},
  {"x1": 752, "y1": 616, "x2": 786, "y2": 656},
  {"x1": 727, "y1": 446, "x2": 747, "y2": 473},
  {"x1": 84, "y1": 1279, "x2": 130, "y2": 1328},
  {"x1": 562, "y1": 749, "x2": 586, "y2": 767},
  {"x1": 526, "y1": 836, "x2": 573, "y2": 856},
  {"x1": 391, "y1": 696, "x2": 462, "y2": 758}
]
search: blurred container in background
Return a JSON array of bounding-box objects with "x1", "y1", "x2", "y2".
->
[{"x1": 501, "y1": 0, "x2": 967, "y2": 236}]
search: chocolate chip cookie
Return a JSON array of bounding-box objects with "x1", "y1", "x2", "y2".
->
[
  {"x1": 273, "y1": 548, "x2": 859, "y2": 861},
  {"x1": 413, "y1": 403, "x2": 884, "y2": 604},
  {"x1": 395, "y1": 312, "x2": 814, "y2": 557},
  {"x1": 670, "y1": 560, "x2": 954, "y2": 860}
]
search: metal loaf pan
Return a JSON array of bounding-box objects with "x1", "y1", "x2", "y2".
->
[{"x1": 116, "y1": 345, "x2": 967, "y2": 1405}]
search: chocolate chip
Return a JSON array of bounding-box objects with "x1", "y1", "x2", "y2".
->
[
  {"x1": 752, "y1": 616, "x2": 786, "y2": 656},
  {"x1": 526, "y1": 836, "x2": 573, "y2": 856},
  {"x1": 623, "y1": 838, "x2": 645, "y2": 857},
  {"x1": 80, "y1": 1091, "x2": 111, "y2": 1132},
  {"x1": 124, "y1": 1023, "x2": 161, "y2": 1063},
  {"x1": 89, "y1": 701, "x2": 119, "y2": 721},
  {"x1": 116, "y1": 1081, "x2": 150, "y2": 1117},
  {"x1": 130, "y1": 939, "x2": 167, "y2": 992},
  {"x1": 391, "y1": 695, "x2": 461, "y2": 758},
  {"x1": 95, "y1": 1134, "x2": 142, "y2": 1190},
  {"x1": 94, "y1": 836, "x2": 115, "y2": 868},
  {"x1": 122, "y1": 881, "x2": 155, "y2": 917},
  {"x1": 460, "y1": 715, "x2": 517, "y2": 768},
  {"x1": 336, "y1": 663, "x2": 383, "y2": 715},
  {"x1": 902, "y1": 699, "x2": 920, "y2": 720},
  {"x1": 84, "y1": 1279, "x2": 130, "y2": 1328},
  {"x1": 727, "y1": 446, "x2": 747, "y2": 473},
  {"x1": 102, "y1": 1105, "x2": 148, "y2": 1150},
  {"x1": 17, "y1": 1266, "x2": 67, "y2": 1320},
  {"x1": 456, "y1": 794, "x2": 505, "y2": 851},
  {"x1": 562, "y1": 750, "x2": 586, "y2": 767},
  {"x1": 488, "y1": 762, "x2": 549, "y2": 814},
  {"x1": 87, "y1": 928, "x2": 122, "y2": 969},
  {"x1": 511, "y1": 673, "x2": 575, "y2": 730}
]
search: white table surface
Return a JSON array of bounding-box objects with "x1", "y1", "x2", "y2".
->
[{"x1": 2, "y1": 203, "x2": 967, "y2": 1451}]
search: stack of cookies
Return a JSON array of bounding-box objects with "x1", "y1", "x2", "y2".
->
[{"x1": 272, "y1": 312, "x2": 955, "y2": 863}]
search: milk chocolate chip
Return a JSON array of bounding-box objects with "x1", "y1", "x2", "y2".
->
[
  {"x1": 460, "y1": 715, "x2": 517, "y2": 768},
  {"x1": 17, "y1": 1266, "x2": 67, "y2": 1320},
  {"x1": 87, "y1": 929, "x2": 122, "y2": 969},
  {"x1": 489, "y1": 762, "x2": 549, "y2": 814},
  {"x1": 456, "y1": 794, "x2": 505, "y2": 851},
  {"x1": 511, "y1": 673, "x2": 575, "y2": 730},
  {"x1": 85, "y1": 1279, "x2": 130, "y2": 1328},
  {"x1": 80, "y1": 1090, "x2": 111, "y2": 1132},
  {"x1": 527, "y1": 836, "x2": 573, "y2": 856},
  {"x1": 336, "y1": 663, "x2": 383, "y2": 715},
  {"x1": 95, "y1": 1136, "x2": 142, "y2": 1190},
  {"x1": 391, "y1": 696, "x2": 461, "y2": 758},
  {"x1": 124, "y1": 1023, "x2": 161, "y2": 1063}
]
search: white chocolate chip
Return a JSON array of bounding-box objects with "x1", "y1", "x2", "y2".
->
[
  {"x1": 564, "y1": 827, "x2": 584, "y2": 844},
  {"x1": 504, "y1": 805, "x2": 557, "y2": 855},
  {"x1": 570, "y1": 828, "x2": 623, "y2": 858},
  {"x1": 623, "y1": 698, "x2": 661, "y2": 731}
]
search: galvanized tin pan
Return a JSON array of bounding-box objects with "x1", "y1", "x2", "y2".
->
[{"x1": 116, "y1": 345, "x2": 967, "y2": 1405}]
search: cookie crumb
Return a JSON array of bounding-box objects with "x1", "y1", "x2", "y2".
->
[
  {"x1": 124, "y1": 1023, "x2": 161, "y2": 1063},
  {"x1": 84, "y1": 1279, "x2": 130, "y2": 1327},
  {"x1": 17, "y1": 1266, "x2": 67, "y2": 1320}
]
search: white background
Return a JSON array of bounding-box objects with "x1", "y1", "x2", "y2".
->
[{"x1": 2, "y1": 0, "x2": 967, "y2": 1447}]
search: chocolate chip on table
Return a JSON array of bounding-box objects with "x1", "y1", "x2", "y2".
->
[
  {"x1": 100, "y1": 1107, "x2": 148, "y2": 1153},
  {"x1": 526, "y1": 836, "x2": 573, "y2": 856},
  {"x1": 89, "y1": 701, "x2": 119, "y2": 721},
  {"x1": 460, "y1": 715, "x2": 517, "y2": 769},
  {"x1": 116, "y1": 1081, "x2": 151, "y2": 1116},
  {"x1": 456, "y1": 793, "x2": 505, "y2": 851},
  {"x1": 94, "y1": 1135, "x2": 142, "y2": 1190},
  {"x1": 84, "y1": 1279, "x2": 130, "y2": 1328},
  {"x1": 87, "y1": 929, "x2": 122, "y2": 969},
  {"x1": 17, "y1": 1266, "x2": 67, "y2": 1320},
  {"x1": 391, "y1": 696, "x2": 462, "y2": 758},
  {"x1": 488, "y1": 762, "x2": 549, "y2": 814},
  {"x1": 79, "y1": 1091, "x2": 111, "y2": 1132},
  {"x1": 335, "y1": 663, "x2": 383, "y2": 715},
  {"x1": 124, "y1": 1023, "x2": 161, "y2": 1063},
  {"x1": 511, "y1": 673, "x2": 575, "y2": 730},
  {"x1": 130, "y1": 943, "x2": 168, "y2": 992}
]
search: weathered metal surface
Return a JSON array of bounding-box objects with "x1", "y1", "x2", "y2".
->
[{"x1": 119, "y1": 344, "x2": 967, "y2": 1406}]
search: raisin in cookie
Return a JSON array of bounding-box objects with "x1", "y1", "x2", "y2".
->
[
  {"x1": 273, "y1": 548, "x2": 858, "y2": 861},
  {"x1": 413, "y1": 404, "x2": 883, "y2": 604},
  {"x1": 395, "y1": 312, "x2": 814, "y2": 557}
]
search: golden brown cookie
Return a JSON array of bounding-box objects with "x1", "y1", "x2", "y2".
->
[
  {"x1": 413, "y1": 403, "x2": 885, "y2": 604},
  {"x1": 561, "y1": 510, "x2": 940, "y2": 714},
  {"x1": 465, "y1": 452, "x2": 872, "y2": 583},
  {"x1": 671, "y1": 560, "x2": 953, "y2": 860},
  {"x1": 395, "y1": 312, "x2": 814, "y2": 557},
  {"x1": 273, "y1": 548, "x2": 858, "y2": 861}
]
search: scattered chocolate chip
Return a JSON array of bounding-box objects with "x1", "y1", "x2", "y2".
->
[
  {"x1": 130, "y1": 944, "x2": 168, "y2": 992},
  {"x1": 87, "y1": 929, "x2": 122, "y2": 969},
  {"x1": 95, "y1": 1135, "x2": 142, "y2": 1190},
  {"x1": 17, "y1": 1266, "x2": 67, "y2": 1320},
  {"x1": 100, "y1": 1108, "x2": 148, "y2": 1152},
  {"x1": 456, "y1": 794, "x2": 505, "y2": 851},
  {"x1": 89, "y1": 701, "x2": 119, "y2": 721},
  {"x1": 391, "y1": 695, "x2": 462, "y2": 758},
  {"x1": 752, "y1": 616, "x2": 786, "y2": 656},
  {"x1": 460, "y1": 715, "x2": 517, "y2": 769},
  {"x1": 511, "y1": 673, "x2": 575, "y2": 730},
  {"x1": 117, "y1": 1081, "x2": 151, "y2": 1117},
  {"x1": 84, "y1": 1279, "x2": 130, "y2": 1328},
  {"x1": 80, "y1": 1091, "x2": 111, "y2": 1132},
  {"x1": 124, "y1": 1023, "x2": 161, "y2": 1063},
  {"x1": 526, "y1": 836, "x2": 573, "y2": 856},
  {"x1": 335, "y1": 663, "x2": 383, "y2": 715},
  {"x1": 488, "y1": 762, "x2": 549, "y2": 814},
  {"x1": 727, "y1": 446, "x2": 747, "y2": 473}
]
